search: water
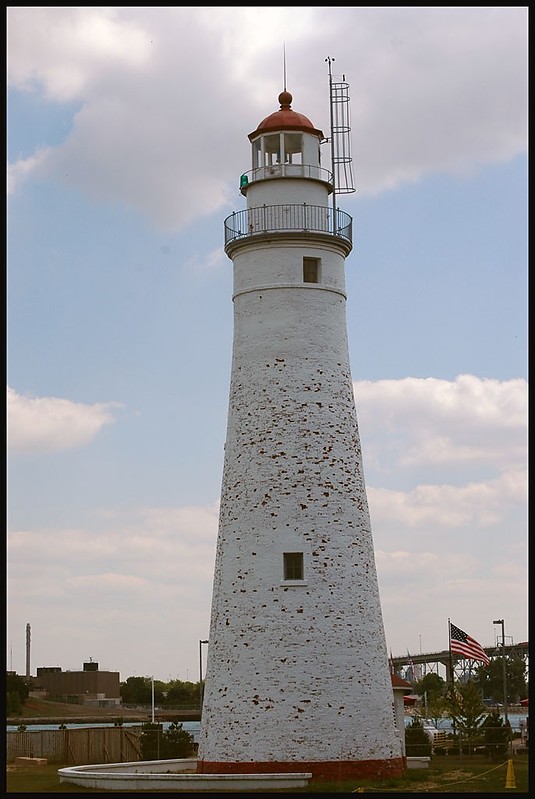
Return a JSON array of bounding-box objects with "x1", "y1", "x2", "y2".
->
[
  {"x1": 8, "y1": 715, "x2": 526, "y2": 739},
  {"x1": 403, "y1": 712, "x2": 528, "y2": 734}
]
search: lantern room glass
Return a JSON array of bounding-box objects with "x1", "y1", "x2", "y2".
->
[{"x1": 252, "y1": 132, "x2": 304, "y2": 168}]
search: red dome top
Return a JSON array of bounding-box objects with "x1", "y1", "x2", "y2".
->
[{"x1": 248, "y1": 91, "x2": 323, "y2": 141}]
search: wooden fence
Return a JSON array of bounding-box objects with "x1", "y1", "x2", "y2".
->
[{"x1": 7, "y1": 726, "x2": 142, "y2": 765}]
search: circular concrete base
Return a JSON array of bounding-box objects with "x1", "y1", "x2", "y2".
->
[{"x1": 58, "y1": 758, "x2": 312, "y2": 791}]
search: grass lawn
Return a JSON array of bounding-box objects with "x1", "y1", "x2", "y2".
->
[{"x1": 6, "y1": 754, "x2": 528, "y2": 793}]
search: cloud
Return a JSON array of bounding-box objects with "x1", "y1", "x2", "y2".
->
[
  {"x1": 7, "y1": 375, "x2": 526, "y2": 671},
  {"x1": 7, "y1": 386, "x2": 123, "y2": 453},
  {"x1": 355, "y1": 375, "x2": 527, "y2": 475},
  {"x1": 7, "y1": 7, "x2": 527, "y2": 231},
  {"x1": 6, "y1": 7, "x2": 151, "y2": 101},
  {"x1": 368, "y1": 469, "x2": 526, "y2": 531}
]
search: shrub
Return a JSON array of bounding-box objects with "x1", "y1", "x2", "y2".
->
[
  {"x1": 405, "y1": 718, "x2": 432, "y2": 757},
  {"x1": 480, "y1": 712, "x2": 510, "y2": 761},
  {"x1": 140, "y1": 720, "x2": 195, "y2": 760}
]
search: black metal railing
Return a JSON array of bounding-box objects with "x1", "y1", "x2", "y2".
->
[{"x1": 224, "y1": 204, "x2": 352, "y2": 248}]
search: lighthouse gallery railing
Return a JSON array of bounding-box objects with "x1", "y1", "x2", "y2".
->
[{"x1": 224, "y1": 204, "x2": 352, "y2": 248}]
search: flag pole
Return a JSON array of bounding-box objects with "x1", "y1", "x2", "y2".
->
[
  {"x1": 448, "y1": 618, "x2": 458, "y2": 752},
  {"x1": 448, "y1": 618, "x2": 454, "y2": 689}
]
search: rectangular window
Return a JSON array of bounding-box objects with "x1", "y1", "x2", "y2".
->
[
  {"x1": 284, "y1": 552, "x2": 304, "y2": 581},
  {"x1": 303, "y1": 257, "x2": 320, "y2": 283},
  {"x1": 283, "y1": 132, "x2": 303, "y2": 164},
  {"x1": 252, "y1": 138, "x2": 262, "y2": 169},
  {"x1": 264, "y1": 133, "x2": 281, "y2": 166}
]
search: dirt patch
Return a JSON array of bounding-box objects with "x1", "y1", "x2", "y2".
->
[{"x1": 439, "y1": 770, "x2": 476, "y2": 780}]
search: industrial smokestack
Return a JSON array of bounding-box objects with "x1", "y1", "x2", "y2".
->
[{"x1": 26, "y1": 623, "x2": 31, "y2": 677}]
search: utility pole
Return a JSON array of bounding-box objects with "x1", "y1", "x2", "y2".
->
[{"x1": 493, "y1": 619, "x2": 508, "y2": 725}]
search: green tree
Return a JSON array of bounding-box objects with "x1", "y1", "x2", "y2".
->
[
  {"x1": 446, "y1": 680, "x2": 487, "y2": 754},
  {"x1": 120, "y1": 676, "x2": 164, "y2": 706},
  {"x1": 140, "y1": 722, "x2": 163, "y2": 760},
  {"x1": 404, "y1": 717, "x2": 432, "y2": 758},
  {"x1": 480, "y1": 711, "x2": 510, "y2": 762},
  {"x1": 6, "y1": 673, "x2": 29, "y2": 715},
  {"x1": 474, "y1": 657, "x2": 527, "y2": 705},
  {"x1": 424, "y1": 695, "x2": 449, "y2": 728},
  {"x1": 7, "y1": 691, "x2": 22, "y2": 716},
  {"x1": 163, "y1": 680, "x2": 198, "y2": 707},
  {"x1": 140, "y1": 720, "x2": 195, "y2": 760},
  {"x1": 414, "y1": 672, "x2": 446, "y2": 703},
  {"x1": 162, "y1": 721, "x2": 196, "y2": 758}
]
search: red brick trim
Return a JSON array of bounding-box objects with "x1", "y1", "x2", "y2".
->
[{"x1": 197, "y1": 757, "x2": 406, "y2": 781}]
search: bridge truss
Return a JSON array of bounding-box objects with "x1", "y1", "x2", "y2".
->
[{"x1": 391, "y1": 641, "x2": 528, "y2": 685}]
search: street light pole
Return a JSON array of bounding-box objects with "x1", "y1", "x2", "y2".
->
[
  {"x1": 493, "y1": 619, "x2": 508, "y2": 725},
  {"x1": 199, "y1": 639, "x2": 209, "y2": 715}
]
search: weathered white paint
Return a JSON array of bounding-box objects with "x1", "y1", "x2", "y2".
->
[
  {"x1": 198, "y1": 93, "x2": 402, "y2": 775},
  {"x1": 246, "y1": 176, "x2": 329, "y2": 207}
]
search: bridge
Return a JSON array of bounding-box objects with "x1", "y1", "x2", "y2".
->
[{"x1": 391, "y1": 641, "x2": 529, "y2": 683}]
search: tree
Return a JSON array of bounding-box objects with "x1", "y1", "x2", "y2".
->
[
  {"x1": 405, "y1": 717, "x2": 432, "y2": 758},
  {"x1": 6, "y1": 673, "x2": 29, "y2": 715},
  {"x1": 140, "y1": 720, "x2": 195, "y2": 760},
  {"x1": 424, "y1": 695, "x2": 449, "y2": 728},
  {"x1": 474, "y1": 657, "x2": 527, "y2": 705},
  {"x1": 7, "y1": 692, "x2": 22, "y2": 716},
  {"x1": 140, "y1": 722, "x2": 163, "y2": 760},
  {"x1": 480, "y1": 711, "x2": 510, "y2": 762},
  {"x1": 410, "y1": 672, "x2": 449, "y2": 725},
  {"x1": 414, "y1": 672, "x2": 446, "y2": 704},
  {"x1": 120, "y1": 676, "x2": 164, "y2": 706},
  {"x1": 163, "y1": 721, "x2": 196, "y2": 758},
  {"x1": 163, "y1": 680, "x2": 198, "y2": 707},
  {"x1": 446, "y1": 680, "x2": 487, "y2": 754}
]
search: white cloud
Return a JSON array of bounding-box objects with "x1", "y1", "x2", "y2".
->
[
  {"x1": 368, "y1": 469, "x2": 526, "y2": 530},
  {"x1": 7, "y1": 148, "x2": 50, "y2": 195},
  {"x1": 6, "y1": 375, "x2": 527, "y2": 674},
  {"x1": 7, "y1": 7, "x2": 151, "y2": 101},
  {"x1": 355, "y1": 375, "x2": 527, "y2": 474},
  {"x1": 7, "y1": 386, "x2": 123, "y2": 453},
  {"x1": 7, "y1": 7, "x2": 527, "y2": 230}
]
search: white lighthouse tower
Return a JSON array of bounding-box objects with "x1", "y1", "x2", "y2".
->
[{"x1": 197, "y1": 73, "x2": 404, "y2": 782}]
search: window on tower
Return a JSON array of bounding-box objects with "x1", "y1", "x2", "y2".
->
[
  {"x1": 264, "y1": 133, "x2": 281, "y2": 166},
  {"x1": 283, "y1": 132, "x2": 303, "y2": 164},
  {"x1": 283, "y1": 552, "x2": 304, "y2": 581},
  {"x1": 303, "y1": 257, "x2": 320, "y2": 283}
]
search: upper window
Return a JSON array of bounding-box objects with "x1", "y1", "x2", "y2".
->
[
  {"x1": 253, "y1": 133, "x2": 304, "y2": 168},
  {"x1": 283, "y1": 132, "x2": 303, "y2": 164},
  {"x1": 303, "y1": 257, "x2": 320, "y2": 284},
  {"x1": 283, "y1": 552, "x2": 304, "y2": 581},
  {"x1": 263, "y1": 133, "x2": 281, "y2": 166}
]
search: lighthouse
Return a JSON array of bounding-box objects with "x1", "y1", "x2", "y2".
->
[{"x1": 197, "y1": 77, "x2": 405, "y2": 782}]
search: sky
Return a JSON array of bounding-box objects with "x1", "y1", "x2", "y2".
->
[{"x1": 7, "y1": 7, "x2": 528, "y2": 685}]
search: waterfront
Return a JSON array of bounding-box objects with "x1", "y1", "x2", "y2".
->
[{"x1": 8, "y1": 712, "x2": 528, "y2": 740}]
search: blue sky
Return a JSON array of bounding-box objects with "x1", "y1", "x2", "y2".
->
[{"x1": 7, "y1": 7, "x2": 527, "y2": 683}]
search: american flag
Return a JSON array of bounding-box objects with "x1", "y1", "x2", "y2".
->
[{"x1": 449, "y1": 622, "x2": 490, "y2": 665}]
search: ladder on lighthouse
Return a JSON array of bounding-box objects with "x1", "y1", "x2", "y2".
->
[{"x1": 325, "y1": 56, "x2": 355, "y2": 234}]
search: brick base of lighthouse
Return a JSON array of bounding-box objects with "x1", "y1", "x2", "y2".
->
[{"x1": 197, "y1": 757, "x2": 406, "y2": 782}]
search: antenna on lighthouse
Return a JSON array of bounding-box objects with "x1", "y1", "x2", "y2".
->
[{"x1": 325, "y1": 57, "x2": 356, "y2": 233}]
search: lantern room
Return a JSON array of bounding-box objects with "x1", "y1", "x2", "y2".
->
[{"x1": 240, "y1": 90, "x2": 333, "y2": 194}]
